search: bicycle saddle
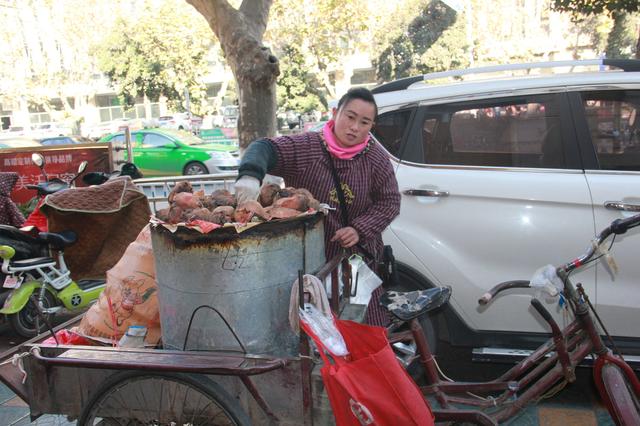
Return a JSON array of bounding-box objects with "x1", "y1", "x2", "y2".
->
[{"x1": 380, "y1": 286, "x2": 452, "y2": 321}]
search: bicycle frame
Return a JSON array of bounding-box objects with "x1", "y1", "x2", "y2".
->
[{"x1": 389, "y1": 213, "x2": 640, "y2": 424}]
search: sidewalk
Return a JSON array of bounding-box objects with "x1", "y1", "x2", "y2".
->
[
  {"x1": 0, "y1": 382, "x2": 72, "y2": 425},
  {"x1": 0, "y1": 380, "x2": 615, "y2": 425}
]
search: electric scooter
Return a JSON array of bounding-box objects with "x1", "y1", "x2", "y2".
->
[
  {"x1": 0, "y1": 154, "x2": 88, "y2": 312},
  {"x1": 0, "y1": 229, "x2": 106, "y2": 337}
]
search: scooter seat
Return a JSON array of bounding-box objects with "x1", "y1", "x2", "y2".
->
[
  {"x1": 0, "y1": 225, "x2": 49, "y2": 260},
  {"x1": 380, "y1": 286, "x2": 452, "y2": 321},
  {"x1": 10, "y1": 257, "x2": 55, "y2": 268},
  {"x1": 38, "y1": 231, "x2": 77, "y2": 250}
]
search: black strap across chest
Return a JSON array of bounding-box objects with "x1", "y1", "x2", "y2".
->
[{"x1": 322, "y1": 145, "x2": 374, "y2": 261}]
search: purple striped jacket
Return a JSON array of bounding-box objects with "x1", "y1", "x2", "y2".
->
[{"x1": 268, "y1": 131, "x2": 401, "y2": 262}]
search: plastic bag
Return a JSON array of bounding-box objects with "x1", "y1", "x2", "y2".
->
[
  {"x1": 299, "y1": 304, "x2": 349, "y2": 356},
  {"x1": 530, "y1": 264, "x2": 563, "y2": 297},
  {"x1": 350, "y1": 255, "x2": 383, "y2": 305},
  {"x1": 42, "y1": 329, "x2": 94, "y2": 346}
]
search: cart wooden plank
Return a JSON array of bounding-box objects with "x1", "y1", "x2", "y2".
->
[{"x1": 30, "y1": 345, "x2": 288, "y2": 375}]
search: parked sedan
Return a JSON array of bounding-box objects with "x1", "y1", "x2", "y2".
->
[
  {"x1": 157, "y1": 113, "x2": 202, "y2": 133},
  {"x1": 100, "y1": 128, "x2": 239, "y2": 177},
  {"x1": 0, "y1": 137, "x2": 41, "y2": 149},
  {"x1": 38, "y1": 135, "x2": 92, "y2": 146},
  {"x1": 31, "y1": 122, "x2": 73, "y2": 138}
]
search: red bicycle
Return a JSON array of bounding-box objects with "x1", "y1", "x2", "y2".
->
[{"x1": 382, "y1": 213, "x2": 640, "y2": 425}]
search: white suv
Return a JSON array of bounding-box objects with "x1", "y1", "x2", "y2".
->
[
  {"x1": 371, "y1": 59, "x2": 640, "y2": 361},
  {"x1": 157, "y1": 113, "x2": 203, "y2": 133}
]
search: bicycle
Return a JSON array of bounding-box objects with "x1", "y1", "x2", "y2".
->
[{"x1": 381, "y1": 213, "x2": 640, "y2": 425}]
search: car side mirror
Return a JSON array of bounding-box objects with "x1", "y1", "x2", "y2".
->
[{"x1": 163, "y1": 143, "x2": 177, "y2": 149}]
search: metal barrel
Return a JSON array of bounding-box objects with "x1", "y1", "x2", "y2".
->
[{"x1": 150, "y1": 213, "x2": 325, "y2": 357}]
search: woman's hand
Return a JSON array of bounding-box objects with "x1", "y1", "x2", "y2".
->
[{"x1": 331, "y1": 226, "x2": 360, "y2": 248}]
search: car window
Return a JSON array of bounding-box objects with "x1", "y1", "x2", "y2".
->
[
  {"x1": 41, "y1": 137, "x2": 72, "y2": 145},
  {"x1": 581, "y1": 90, "x2": 640, "y2": 171},
  {"x1": 109, "y1": 134, "x2": 126, "y2": 143},
  {"x1": 143, "y1": 133, "x2": 172, "y2": 148},
  {"x1": 372, "y1": 108, "x2": 414, "y2": 158},
  {"x1": 417, "y1": 94, "x2": 566, "y2": 168}
]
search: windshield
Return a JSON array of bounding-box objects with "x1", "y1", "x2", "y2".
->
[
  {"x1": 161, "y1": 129, "x2": 208, "y2": 145},
  {"x1": 223, "y1": 106, "x2": 238, "y2": 117}
]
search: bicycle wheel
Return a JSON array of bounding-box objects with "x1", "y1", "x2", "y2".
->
[
  {"x1": 77, "y1": 371, "x2": 251, "y2": 426},
  {"x1": 600, "y1": 363, "x2": 640, "y2": 425}
]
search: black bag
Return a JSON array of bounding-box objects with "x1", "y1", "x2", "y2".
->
[{"x1": 378, "y1": 245, "x2": 398, "y2": 288}]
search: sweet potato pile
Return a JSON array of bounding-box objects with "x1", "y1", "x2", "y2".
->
[{"x1": 156, "y1": 181, "x2": 320, "y2": 225}]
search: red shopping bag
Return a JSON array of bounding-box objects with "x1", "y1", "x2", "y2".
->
[{"x1": 301, "y1": 316, "x2": 434, "y2": 426}]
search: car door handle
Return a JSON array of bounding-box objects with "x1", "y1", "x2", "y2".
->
[
  {"x1": 403, "y1": 189, "x2": 449, "y2": 197},
  {"x1": 604, "y1": 201, "x2": 640, "y2": 212}
]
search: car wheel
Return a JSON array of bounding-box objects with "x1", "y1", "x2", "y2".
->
[{"x1": 183, "y1": 162, "x2": 209, "y2": 175}]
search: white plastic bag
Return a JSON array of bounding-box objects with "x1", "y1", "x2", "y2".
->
[
  {"x1": 530, "y1": 264, "x2": 563, "y2": 297},
  {"x1": 350, "y1": 254, "x2": 383, "y2": 305},
  {"x1": 299, "y1": 304, "x2": 349, "y2": 356}
]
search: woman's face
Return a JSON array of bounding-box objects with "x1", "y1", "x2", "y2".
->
[{"x1": 332, "y1": 99, "x2": 376, "y2": 147}]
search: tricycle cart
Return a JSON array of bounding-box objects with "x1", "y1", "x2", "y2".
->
[{"x1": 0, "y1": 251, "x2": 351, "y2": 426}]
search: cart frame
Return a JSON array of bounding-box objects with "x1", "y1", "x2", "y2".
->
[{"x1": 0, "y1": 254, "x2": 351, "y2": 425}]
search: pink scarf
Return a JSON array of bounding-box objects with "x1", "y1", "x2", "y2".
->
[{"x1": 322, "y1": 120, "x2": 369, "y2": 160}]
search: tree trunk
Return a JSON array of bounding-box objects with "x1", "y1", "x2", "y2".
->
[
  {"x1": 186, "y1": 0, "x2": 279, "y2": 150},
  {"x1": 636, "y1": 25, "x2": 640, "y2": 59}
]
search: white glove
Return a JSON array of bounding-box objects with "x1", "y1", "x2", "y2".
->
[{"x1": 234, "y1": 175, "x2": 260, "y2": 205}]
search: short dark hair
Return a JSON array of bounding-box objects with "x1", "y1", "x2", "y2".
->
[{"x1": 337, "y1": 87, "x2": 378, "y2": 119}]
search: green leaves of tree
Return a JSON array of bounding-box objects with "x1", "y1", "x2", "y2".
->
[
  {"x1": 276, "y1": 45, "x2": 326, "y2": 112},
  {"x1": 552, "y1": 0, "x2": 639, "y2": 59},
  {"x1": 375, "y1": 0, "x2": 461, "y2": 81},
  {"x1": 552, "y1": 0, "x2": 639, "y2": 15},
  {"x1": 267, "y1": 0, "x2": 371, "y2": 110},
  {"x1": 96, "y1": 1, "x2": 211, "y2": 113}
]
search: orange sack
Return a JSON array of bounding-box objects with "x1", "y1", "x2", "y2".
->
[{"x1": 77, "y1": 225, "x2": 160, "y2": 345}]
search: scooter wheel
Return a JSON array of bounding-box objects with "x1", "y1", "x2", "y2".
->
[{"x1": 9, "y1": 291, "x2": 56, "y2": 338}]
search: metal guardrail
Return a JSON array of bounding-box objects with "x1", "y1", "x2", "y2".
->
[{"x1": 133, "y1": 172, "x2": 238, "y2": 214}]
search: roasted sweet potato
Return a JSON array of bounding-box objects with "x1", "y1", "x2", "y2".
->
[
  {"x1": 273, "y1": 194, "x2": 309, "y2": 211},
  {"x1": 167, "y1": 205, "x2": 184, "y2": 224},
  {"x1": 212, "y1": 205, "x2": 235, "y2": 223},
  {"x1": 234, "y1": 200, "x2": 270, "y2": 223},
  {"x1": 265, "y1": 206, "x2": 301, "y2": 219},
  {"x1": 173, "y1": 192, "x2": 200, "y2": 210},
  {"x1": 156, "y1": 207, "x2": 171, "y2": 222},
  {"x1": 205, "y1": 189, "x2": 237, "y2": 209},
  {"x1": 167, "y1": 181, "x2": 193, "y2": 203},
  {"x1": 188, "y1": 208, "x2": 222, "y2": 224},
  {"x1": 259, "y1": 183, "x2": 281, "y2": 207}
]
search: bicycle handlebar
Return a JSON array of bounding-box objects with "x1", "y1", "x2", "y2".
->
[
  {"x1": 479, "y1": 213, "x2": 640, "y2": 306},
  {"x1": 561, "y1": 212, "x2": 640, "y2": 275},
  {"x1": 610, "y1": 214, "x2": 640, "y2": 236},
  {"x1": 478, "y1": 280, "x2": 530, "y2": 305}
]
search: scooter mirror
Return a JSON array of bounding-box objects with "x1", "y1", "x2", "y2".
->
[
  {"x1": 77, "y1": 161, "x2": 88, "y2": 174},
  {"x1": 31, "y1": 153, "x2": 45, "y2": 168}
]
